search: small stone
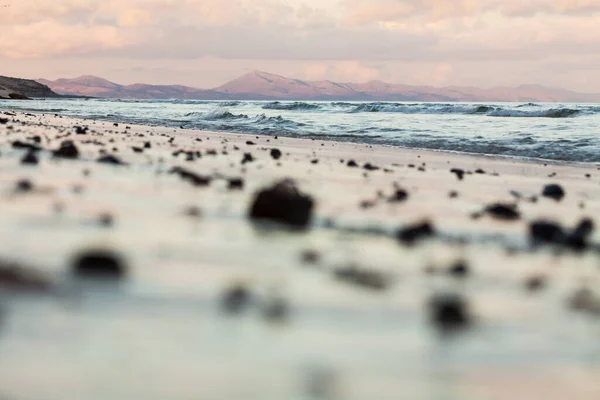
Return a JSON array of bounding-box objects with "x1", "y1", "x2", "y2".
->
[
  {"x1": 347, "y1": 160, "x2": 358, "y2": 168},
  {"x1": 450, "y1": 168, "x2": 465, "y2": 180},
  {"x1": 484, "y1": 203, "x2": 520, "y2": 221},
  {"x1": 221, "y1": 284, "x2": 251, "y2": 314},
  {"x1": 169, "y1": 167, "x2": 211, "y2": 187},
  {"x1": 270, "y1": 148, "x2": 282, "y2": 160},
  {"x1": 363, "y1": 163, "x2": 379, "y2": 171},
  {"x1": 241, "y1": 153, "x2": 254, "y2": 164},
  {"x1": 249, "y1": 179, "x2": 314, "y2": 228},
  {"x1": 15, "y1": 179, "x2": 33, "y2": 192},
  {"x1": 542, "y1": 184, "x2": 565, "y2": 201},
  {"x1": 428, "y1": 293, "x2": 471, "y2": 331},
  {"x1": 53, "y1": 140, "x2": 79, "y2": 159},
  {"x1": 529, "y1": 220, "x2": 565, "y2": 245},
  {"x1": 397, "y1": 221, "x2": 435, "y2": 245},
  {"x1": 74, "y1": 126, "x2": 88, "y2": 135},
  {"x1": 97, "y1": 155, "x2": 125, "y2": 165},
  {"x1": 72, "y1": 250, "x2": 126, "y2": 279},
  {"x1": 448, "y1": 261, "x2": 470, "y2": 278},
  {"x1": 21, "y1": 151, "x2": 39, "y2": 165},
  {"x1": 388, "y1": 189, "x2": 409, "y2": 203},
  {"x1": 228, "y1": 178, "x2": 244, "y2": 190}
]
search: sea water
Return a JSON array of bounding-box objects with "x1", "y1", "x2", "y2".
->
[{"x1": 3, "y1": 98, "x2": 600, "y2": 162}]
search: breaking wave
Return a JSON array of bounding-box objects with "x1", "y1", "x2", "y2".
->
[
  {"x1": 186, "y1": 108, "x2": 248, "y2": 121},
  {"x1": 345, "y1": 103, "x2": 584, "y2": 118},
  {"x1": 262, "y1": 101, "x2": 321, "y2": 111}
]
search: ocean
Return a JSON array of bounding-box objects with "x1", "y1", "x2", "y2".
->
[{"x1": 3, "y1": 98, "x2": 600, "y2": 162}]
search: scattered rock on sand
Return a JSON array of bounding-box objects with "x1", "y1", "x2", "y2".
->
[
  {"x1": 333, "y1": 265, "x2": 390, "y2": 291},
  {"x1": 97, "y1": 154, "x2": 125, "y2": 165},
  {"x1": 221, "y1": 284, "x2": 251, "y2": 314},
  {"x1": 484, "y1": 203, "x2": 521, "y2": 221},
  {"x1": 169, "y1": 166, "x2": 212, "y2": 187},
  {"x1": 530, "y1": 218, "x2": 594, "y2": 251},
  {"x1": 270, "y1": 148, "x2": 282, "y2": 160},
  {"x1": 428, "y1": 293, "x2": 471, "y2": 331},
  {"x1": 21, "y1": 150, "x2": 38, "y2": 165},
  {"x1": 53, "y1": 140, "x2": 79, "y2": 159},
  {"x1": 242, "y1": 153, "x2": 255, "y2": 164},
  {"x1": 249, "y1": 179, "x2": 314, "y2": 228},
  {"x1": 397, "y1": 221, "x2": 435, "y2": 245},
  {"x1": 74, "y1": 126, "x2": 88, "y2": 135},
  {"x1": 450, "y1": 168, "x2": 465, "y2": 180},
  {"x1": 448, "y1": 261, "x2": 470, "y2": 278},
  {"x1": 72, "y1": 250, "x2": 127, "y2": 279},
  {"x1": 388, "y1": 189, "x2": 409, "y2": 203},
  {"x1": 542, "y1": 184, "x2": 565, "y2": 201},
  {"x1": 15, "y1": 179, "x2": 33, "y2": 193},
  {"x1": 228, "y1": 177, "x2": 244, "y2": 190},
  {"x1": 529, "y1": 220, "x2": 565, "y2": 245}
]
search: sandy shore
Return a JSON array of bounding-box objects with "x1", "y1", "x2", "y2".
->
[{"x1": 1, "y1": 110, "x2": 600, "y2": 400}]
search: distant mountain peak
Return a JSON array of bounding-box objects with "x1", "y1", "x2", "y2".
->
[{"x1": 35, "y1": 71, "x2": 600, "y2": 102}]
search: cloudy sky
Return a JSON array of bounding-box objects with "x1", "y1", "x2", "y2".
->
[{"x1": 1, "y1": 0, "x2": 600, "y2": 91}]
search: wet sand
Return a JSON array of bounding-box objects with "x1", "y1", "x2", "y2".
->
[{"x1": 1, "y1": 110, "x2": 600, "y2": 400}]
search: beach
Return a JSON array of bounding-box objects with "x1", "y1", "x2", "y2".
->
[{"x1": 1, "y1": 110, "x2": 600, "y2": 400}]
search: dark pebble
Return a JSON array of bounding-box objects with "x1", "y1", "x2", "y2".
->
[
  {"x1": 363, "y1": 163, "x2": 379, "y2": 171},
  {"x1": 429, "y1": 293, "x2": 471, "y2": 331},
  {"x1": 97, "y1": 155, "x2": 125, "y2": 165},
  {"x1": 228, "y1": 177, "x2": 244, "y2": 190},
  {"x1": 74, "y1": 126, "x2": 88, "y2": 135},
  {"x1": 484, "y1": 203, "x2": 521, "y2": 221},
  {"x1": 53, "y1": 140, "x2": 79, "y2": 159},
  {"x1": 397, "y1": 221, "x2": 435, "y2": 245},
  {"x1": 72, "y1": 250, "x2": 126, "y2": 279},
  {"x1": 221, "y1": 284, "x2": 251, "y2": 314},
  {"x1": 169, "y1": 166, "x2": 212, "y2": 186},
  {"x1": 242, "y1": 153, "x2": 255, "y2": 164},
  {"x1": 450, "y1": 168, "x2": 465, "y2": 180},
  {"x1": 347, "y1": 160, "x2": 358, "y2": 168},
  {"x1": 21, "y1": 151, "x2": 39, "y2": 165},
  {"x1": 388, "y1": 189, "x2": 409, "y2": 203},
  {"x1": 249, "y1": 179, "x2": 314, "y2": 228},
  {"x1": 270, "y1": 148, "x2": 282, "y2": 160},
  {"x1": 542, "y1": 184, "x2": 565, "y2": 201},
  {"x1": 16, "y1": 179, "x2": 33, "y2": 192},
  {"x1": 529, "y1": 220, "x2": 565, "y2": 245},
  {"x1": 448, "y1": 261, "x2": 470, "y2": 278},
  {"x1": 12, "y1": 141, "x2": 41, "y2": 152},
  {"x1": 333, "y1": 266, "x2": 390, "y2": 291}
]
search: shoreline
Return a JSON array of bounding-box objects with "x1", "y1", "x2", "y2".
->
[
  {"x1": 2, "y1": 107, "x2": 597, "y2": 168},
  {"x1": 1, "y1": 109, "x2": 600, "y2": 399}
]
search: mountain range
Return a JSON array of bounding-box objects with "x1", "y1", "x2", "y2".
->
[{"x1": 27, "y1": 70, "x2": 600, "y2": 102}]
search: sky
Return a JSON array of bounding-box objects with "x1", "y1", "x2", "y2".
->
[{"x1": 1, "y1": 0, "x2": 600, "y2": 91}]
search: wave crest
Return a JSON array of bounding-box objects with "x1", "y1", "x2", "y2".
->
[{"x1": 262, "y1": 101, "x2": 321, "y2": 111}]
